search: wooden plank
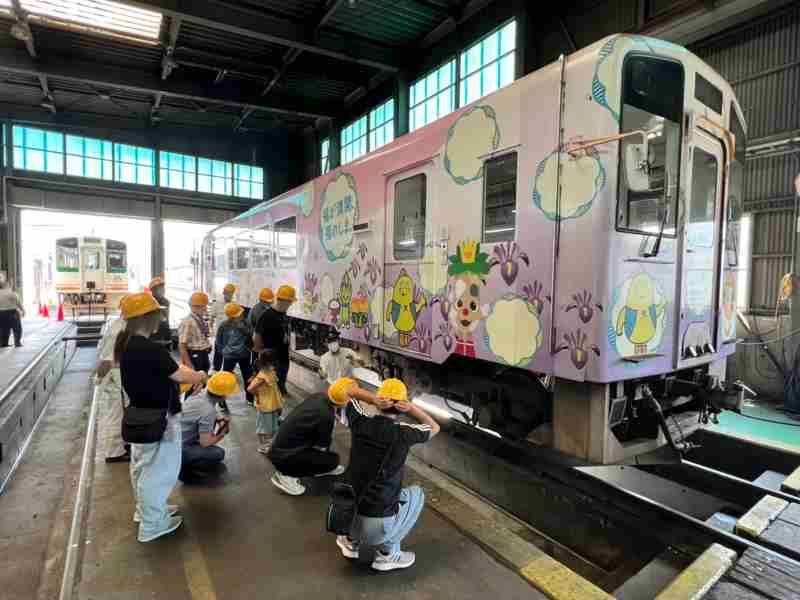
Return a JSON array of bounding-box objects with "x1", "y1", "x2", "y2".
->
[
  {"x1": 519, "y1": 555, "x2": 615, "y2": 600},
  {"x1": 736, "y1": 496, "x2": 789, "y2": 540},
  {"x1": 743, "y1": 548, "x2": 800, "y2": 582},
  {"x1": 760, "y1": 519, "x2": 800, "y2": 559},
  {"x1": 754, "y1": 470, "x2": 789, "y2": 492},
  {"x1": 707, "y1": 580, "x2": 771, "y2": 600},
  {"x1": 782, "y1": 467, "x2": 800, "y2": 495},
  {"x1": 729, "y1": 554, "x2": 800, "y2": 599},
  {"x1": 654, "y1": 544, "x2": 736, "y2": 600},
  {"x1": 779, "y1": 503, "x2": 800, "y2": 528}
]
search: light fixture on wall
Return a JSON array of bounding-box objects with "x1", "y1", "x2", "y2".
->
[{"x1": 347, "y1": 0, "x2": 357, "y2": 7}]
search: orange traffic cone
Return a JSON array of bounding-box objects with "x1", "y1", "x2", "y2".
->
[
  {"x1": 57, "y1": 303, "x2": 64, "y2": 321},
  {"x1": 42, "y1": 304, "x2": 50, "y2": 318},
  {"x1": 37, "y1": 303, "x2": 43, "y2": 317}
]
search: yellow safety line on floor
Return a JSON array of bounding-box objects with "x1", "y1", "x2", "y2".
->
[
  {"x1": 179, "y1": 513, "x2": 218, "y2": 600},
  {"x1": 735, "y1": 495, "x2": 789, "y2": 540},
  {"x1": 653, "y1": 543, "x2": 737, "y2": 600},
  {"x1": 519, "y1": 555, "x2": 615, "y2": 600},
  {"x1": 782, "y1": 466, "x2": 800, "y2": 495}
]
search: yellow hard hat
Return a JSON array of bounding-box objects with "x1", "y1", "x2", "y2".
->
[
  {"x1": 148, "y1": 276, "x2": 165, "y2": 290},
  {"x1": 259, "y1": 287, "x2": 275, "y2": 303},
  {"x1": 179, "y1": 383, "x2": 192, "y2": 394},
  {"x1": 276, "y1": 285, "x2": 296, "y2": 302},
  {"x1": 207, "y1": 371, "x2": 239, "y2": 397},
  {"x1": 328, "y1": 377, "x2": 356, "y2": 406},
  {"x1": 117, "y1": 294, "x2": 130, "y2": 309},
  {"x1": 223, "y1": 283, "x2": 236, "y2": 295},
  {"x1": 224, "y1": 302, "x2": 244, "y2": 318},
  {"x1": 377, "y1": 378, "x2": 407, "y2": 402},
  {"x1": 120, "y1": 292, "x2": 160, "y2": 320},
  {"x1": 190, "y1": 291, "x2": 209, "y2": 306}
]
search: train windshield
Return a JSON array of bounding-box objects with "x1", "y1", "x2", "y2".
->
[
  {"x1": 617, "y1": 55, "x2": 684, "y2": 237},
  {"x1": 56, "y1": 238, "x2": 79, "y2": 272},
  {"x1": 106, "y1": 240, "x2": 127, "y2": 272},
  {"x1": 84, "y1": 249, "x2": 101, "y2": 271}
]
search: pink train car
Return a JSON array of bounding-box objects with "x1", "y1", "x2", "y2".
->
[{"x1": 202, "y1": 34, "x2": 746, "y2": 464}]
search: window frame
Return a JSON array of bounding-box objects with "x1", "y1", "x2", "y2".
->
[
  {"x1": 409, "y1": 59, "x2": 457, "y2": 132},
  {"x1": 160, "y1": 150, "x2": 198, "y2": 191},
  {"x1": 615, "y1": 53, "x2": 685, "y2": 239},
  {"x1": 274, "y1": 216, "x2": 298, "y2": 269},
  {"x1": 65, "y1": 134, "x2": 113, "y2": 181},
  {"x1": 341, "y1": 115, "x2": 368, "y2": 165},
  {"x1": 12, "y1": 125, "x2": 65, "y2": 174},
  {"x1": 320, "y1": 137, "x2": 330, "y2": 175},
  {"x1": 481, "y1": 151, "x2": 518, "y2": 244},
  {"x1": 392, "y1": 173, "x2": 428, "y2": 261},
  {"x1": 114, "y1": 143, "x2": 155, "y2": 186},
  {"x1": 369, "y1": 98, "x2": 395, "y2": 152},
  {"x1": 458, "y1": 19, "x2": 517, "y2": 107}
]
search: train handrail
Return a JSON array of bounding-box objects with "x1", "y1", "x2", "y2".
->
[{"x1": 0, "y1": 322, "x2": 75, "y2": 409}]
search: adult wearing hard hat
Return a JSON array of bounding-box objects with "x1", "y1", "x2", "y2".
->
[
  {"x1": 249, "y1": 287, "x2": 274, "y2": 371},
  {"x1": 180, "y1": 371, "x2": 237, "y2": 482},
  {"x1": 267, "y1": 374, "x2": 348, "y2": 496},
  {"x1": 332, "y1": 378, "x2": 439, "y2": 572},
  {"x1": 210, "y1": 283, "x2": 236, "y2": 372},
  {"x1": 178, "y1": 292, "x2": 212, "y2": 374},
  {"x1": 116, "y1": 292, "x2": 207, "y2": 543},
  {"x1": 94, "y1": 296, "x2": 129, "y2": 463},
  {"x1": 148, "y1": 276, "x2": 171, "y2": 342},
  {"x1": 254, "y1": 284, "x2": 295, "y2": 395}
]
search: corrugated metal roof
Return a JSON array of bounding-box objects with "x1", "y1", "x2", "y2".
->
[{"x1": 327, "y1": 0, "x2": 450, "y2": 47}]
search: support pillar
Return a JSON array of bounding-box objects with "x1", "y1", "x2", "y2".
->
[
  {"x1": 151, "y1": 195, "x2": 165, "y2": 280},
  {"x1": 396, "y1": 72, "x2": 409, "y2": 138}
]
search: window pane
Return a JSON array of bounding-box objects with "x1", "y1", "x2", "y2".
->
[
  {"x1": 46, "y1": 152, "x2": 63, "y2": 173},
  {"x1": 466, "y1": 44, "x2": 481, "y2": 76},
  {"x1": 500, "y1": 53, "x2": 515, "y2": 87},
  {"x1": 25, "y1": 127, "x2": 46, "y2": 149},
  {"x1": 138, "y1": 165, "x2": 153, "y2": 184},
  {"x1": 28, "y1": 149, "x2": 45, "y2": 171},
  {"x1": 66, "y1": 155, "x2": 83, "y2": 177},
  {"x1": 46, "y1": 131, "x2": 64, "y2": 150},
  {"x1": 483, "y1": 153, "x2": 517, "y2": 243},
  {"x1": 198, "y1": 157, "x2": 211, "y2": 175},
  {"x1": 198, "y1": 175, "x2": 211, "y2": 193},
  {"x1": 466, "y1": 72, "x2": 481, "y2": 104},
  {"x1": 394, "y1": 174, "x2": 426, "y2": 260},
  {"x1": 483, "y1": 33, "x2": 498, "y2": 64},
  {"x1": 66, "y1": 135, "x2": 83, "y2": 155},
  {"x1": 439, "y1": 63, "x2": 452, "y2": 88},
  {"x1": 483, "y1": 61, "x2": 499, "y2": 96},
  {"x1": 500, "y1": 21, "x2": 516, "y2": 54},
  {"x1": 139, "y1": 148, "x2": 154, "y2": 166},
  {"x1": 13, "y1": 147, "x2": 24, "y2": 169}
]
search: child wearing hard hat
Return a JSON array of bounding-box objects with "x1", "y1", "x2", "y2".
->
[
  {"x1": 211, "y1": 283, "x2": 236, "y2": 371},
  {"x1": 179, "y1": 371, "x2": 237, "y2": 483},
  {"x1": 329, "y1": 377, "x2": 440, "y2": 573},
  {"x1": 178, "y1": 292, "x2": 212, "y2": 376},
  {"x1": 215, "y1": 302, "x2": 254, "y2": 409}
]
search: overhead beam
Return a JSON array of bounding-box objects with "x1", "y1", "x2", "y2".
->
[
  {"x1": 419, "y1": 0, "x2": 495, "y2": 49},
  {"x1": 261, "y1": 0, "x2": 347, "y2": 98},
  {"x1": 9, "y1": 0, "x2": 37, "y2": 59},
  {"x1": 116, "y1": 0, "x2": 399, "y2": 71},
  {"x1": 0, "y1": 45, "x2": 334, "y2": 121},
  {"x1": 161, "y1": 16, "x2": 182, "y2": 80}
]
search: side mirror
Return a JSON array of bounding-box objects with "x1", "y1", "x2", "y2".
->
[{"x1": 624, "y1": 133, "x2": 651, "y2": 193}]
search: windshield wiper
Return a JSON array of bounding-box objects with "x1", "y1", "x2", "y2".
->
[{"x1": 643, "y1": 205, "x2": 668, "y2": 258}]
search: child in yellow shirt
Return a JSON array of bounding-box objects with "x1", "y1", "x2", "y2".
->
[{"x1": 247, "y1": 352, "x2": 283, "y2": 454}]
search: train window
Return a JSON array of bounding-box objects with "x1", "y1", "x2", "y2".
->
[
  {"x1": 695, "y1": 74, "x2": 723, "y2": 115},
  {"x1": 275, "y1": 217, "x2": 297, "y2": 269},
  {"x1": 727, "y1": 108, "x2": 746, "y2": 268},
  {"x1": 227, "y1": 247, "x2": 236, "y2": 271},
  {"x1": 56, "y1": 239, "x2": 79, "y2": 272},
  {"x1": 84, "y1": 250, "x2": 101, "y2": 271},
  {"x1": 251, "y1": 226, "x2": 273, "y2": 269},
  {"x1": 482, "y1": 153, "x2": 517, "y2": 243},
  {"x1": 394, "y1": 174, "x2": 427, "y2": 260},
  {"x1": 236, "y1": 246, "x2": 250, "y2": 270},
  {"x1": 688, "y1": 148, "x2": 718, "y2": 246},
  {"x1": 617, "y1": 56, "x2": 683, "y2": 237},
  {"x1": 214, "y1": 251, "x2": 225, "y2": 272}
]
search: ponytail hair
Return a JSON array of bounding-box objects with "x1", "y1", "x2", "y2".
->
[
  {"x1": 113, "y1": 311, "x2": 161, "y2": 363},
  {"x1": 113, "y1": 327, "x2": 131, "y2": 364}
]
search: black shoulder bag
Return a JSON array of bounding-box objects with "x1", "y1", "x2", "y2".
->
[
  {"x1": 120, "y1": 389, "x2": 169, "y2": 444},
  {"x1": 326, "y1": 442, "x2": 394, "y2": 536}
]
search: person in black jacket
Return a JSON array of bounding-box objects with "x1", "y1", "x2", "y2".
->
[
  {"x1": 330, "y1": 377, "x2": 439, "y2": 572},
  {"x1": 267, "y1": 383, "x2": 348, "y2": 495},
  {"x1": 253, "y1": 285, "x2": 295, "y2": 395}
]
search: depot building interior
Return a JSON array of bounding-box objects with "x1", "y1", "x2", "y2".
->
[{"x1": 2, "y1": 0, "x2": 800, "y2": 599}]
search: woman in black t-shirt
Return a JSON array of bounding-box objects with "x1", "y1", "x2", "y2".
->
[{"x1": 115, "y1": 293, "x2": 207, "y2": 543}]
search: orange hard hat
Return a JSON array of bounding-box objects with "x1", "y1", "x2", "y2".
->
[
  {"x1": 223, "y1": 283, "x2": 236, "y2": 295},
  {"x1": 120, "y1": 292, "x2": 160, "y2": 320},
  {"x1": 259, "y1": 287, "x2": 275, "y2": 303},
  {"x1": 224, "y1": 302, "x2": 244, "y2": 319},
  {"x1": 148, "y1": 276, "x2": 165, "y2": 289},
  {"x1": 189, "y1": 291, "x2": 209, "y2": 306},
  {"x1": 328, "y1": 377, "x2": 356, "y2": 406},
  {"x1": 276, "y1": 285, "x2": 296, "y2": 302}
]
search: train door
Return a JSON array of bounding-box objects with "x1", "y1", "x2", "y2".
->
[
  {"x1": 677, "y1": 130, "x2": 725, "y2": 365},
  {"x1": 382, "y1": 162, "x2": 445, "y2": 355},
  {"x1": 81, "y1": 242, "x2": 103, "y2": 293}
]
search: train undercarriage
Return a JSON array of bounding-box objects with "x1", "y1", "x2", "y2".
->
[{"x1": 291, "y1": 317, "x2": 746, "y2": 464}]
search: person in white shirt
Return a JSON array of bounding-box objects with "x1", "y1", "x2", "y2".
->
[
  {"x1": 0, "y1": 280, "x2": 24, "y2": 347},
  {"x1": 319, "y1": 329, "x2": 365, "y2": 386},
  {"x1": 95, "y1": 312, "x2": 129, "y2": 462}
]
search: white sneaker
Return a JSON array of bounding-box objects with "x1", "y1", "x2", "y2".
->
[
  {"x1": 315, "y1": 464, "x2": 346, "y2": 477},
  {"x1": 137, "y1": 516, "x2": 183, "y2": 543},
  {"x1": 372, "y1": 550, "x2": 416, "y2": 572},
  {"x1": 271, "y1": 472, "x2": 305, "y2": 495},
  {"x1": 133, "y1": 504, "x2": 179, "y2": 523},
  {"x1": 336, "y1": 535, "x2": 359, "y2": 559},
  {"x1": 257, "y1": 444, "x2": 271, "y2": 455}
]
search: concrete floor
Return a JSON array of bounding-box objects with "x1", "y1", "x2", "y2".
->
[
  {"x1": 1, "y1": 356, "x2": 540, "y2": 599},
  {"x1": 0, "y1": 346, "x2": 94, "y2": 600}
]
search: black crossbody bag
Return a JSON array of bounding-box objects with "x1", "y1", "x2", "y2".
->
[
  {"x1": 326, "y1": 442, "x2": 394, "y2": 536},
  {"x1": 120, "y1": 388, "x2": 170, "y2": 444}
]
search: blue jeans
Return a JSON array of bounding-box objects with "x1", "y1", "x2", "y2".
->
[
  {"x1": 182, "y1": 443, "x2": 225, "y2": 472},
  {"x1": 352, "y1": 486, "x2": 425, "y2": 555},
  {"x1": 129, "y1": 414, "x2": 182, "y2": 540}
]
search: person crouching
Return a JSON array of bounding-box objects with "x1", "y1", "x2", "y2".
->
[
  {"x1": 330, "y1": 378, "x2": 440, "y2": 572},
  {"x1": 267, "y1": 381, "x2": 348, "y2": 496},
  {"x1": 179, "y1": 371, "x2": 237, "y2": 483}
]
